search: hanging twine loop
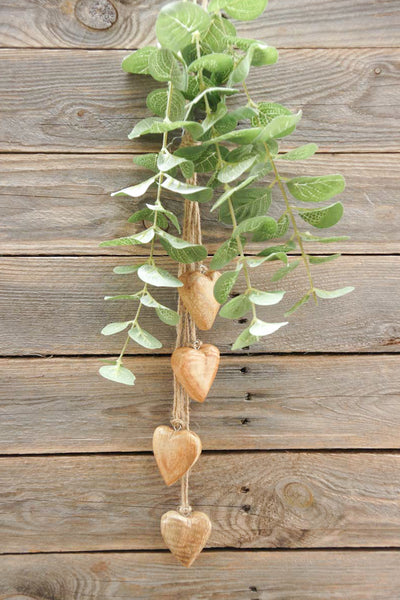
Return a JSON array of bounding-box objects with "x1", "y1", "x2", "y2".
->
[{"x1": 170, "y1": 131, "x2": 204, "y2": 515}]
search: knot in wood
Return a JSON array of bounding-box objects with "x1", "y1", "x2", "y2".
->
[
  {"x1": 282, "y1": 481, "x2": 314, "y2": 509},
  {"x1": 75, "y1": 0, "x2": 118, "y2": 30}
]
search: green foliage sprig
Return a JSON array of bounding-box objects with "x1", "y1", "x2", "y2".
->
[{"x1": 100, "y1": 0, "x2": 353, "y2": 384}]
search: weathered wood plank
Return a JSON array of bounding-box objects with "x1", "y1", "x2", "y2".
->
[
  {"x1": 0, "y1": 0, "x2": 399, "y2": 49},
  {"x1": 0, "y1": 49, "x2": 398, "y2": 152},
  {"x1": 0, "y1": 355, "x2": 399, "y2": 453},
  {"x1": 1, "y1": 452, "x2": 400, "y2": 551},
  {"x1": 0, "y1": 256, "x2": 398, "y2": 355},
  {"x1": 2, "y1": 153, "x2": 398, "y2": 255},
  {"x1": 1, "y1": 551, "x2": 399, "y2": 599}
]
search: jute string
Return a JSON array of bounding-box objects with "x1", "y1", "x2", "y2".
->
[{"x1": 171, "y1": 134, "x2": 203, "y2": 515}]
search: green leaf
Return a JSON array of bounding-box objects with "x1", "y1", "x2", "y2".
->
[
  {"x1": 271, "y1": 259, "x2": 300, "y2": 282},
  {"x1": 128, "y1": 117, "x2": 203, "y2": 140},
  {"x1": 219, "y1": 188, "x2": 271, "y2": 225},
  {"x1": 122, "y1": 47, "x2": 157, "y2": 75},
  {"x1": 148, "y1": 48, "x2": 187, "y2": 90},
  {"x1": 111, "y1": 176, "x2": 157, "y2": 198},
  {"x1": 231, "y1": 327, "x2": 259, "y2": 350},
  {"x1": 201, "y1": 102, "x2": 228, "y2": 134},
  {"x1": 161, "y1": 176, "x2": 213, "y2": 203},
  {"x1": 258, "y1": 240, "x2": 296, "y2": 256},
  {"x1": 234, "y1": 216, "x2": 278, "y2": 241},
  {"x1": 184, "y1": 86, "x2": 238, "y2": 114},
  {"x1": 156, "y1": 1, "x2": 211, "y2": 51},
  {"x1": 204, "y1": 127, "x2": 261, "y2": 146},
  {"x1": 298, "y1": 201, "x2": 344, "y2": 229},
  {"x1": 132, "y1": 153, "x2": 158, "y2": 172},
  {"x1": 300, "y1": 232, "x2": 350, "y2": 243},
  {"x1": 218, "y1": 157, "x2": 257, "y2": 184},
  {"x1": 314, "y1": 286, "x2": 355, "y2": 299},
  {"x1": 137, "y1": 264, "x2": 182, "y2": 288},
  {"x1": 101, "y1": 321, "x2": 131, "y2": 336},
  {"x1": 99, "y1": 228, "x2": 155, "y2": 247},
  {"x1": 209, "y1": 0, "x2": 268, "y2": 21},
  {"x1": 276, "y1": 214, "x2": 289, "y2": 237},
  {"x1": 287, "y1": 175, "x2": 346, "y2": 203},
  {"x1": 284, "y1": 293, "x2": 311, "y2": 316},
  {"x1": 256, "y1": 111, "x2": 302, "y2": 141},
  {"x1": 248, "y1": 290, "x2": 285, "y2": 306},
  {"x1": 279, "y1": 143, "x2": 318, "y2": 161},
  {"x1": 139, "y1": 293, "x2": 180, "y2": 326},
  {"x1": 309, "y1": 254, "x2": 341, "y2": 264},
  {"x1": 203, "y1": 14, "x2": 237, "y2": 52},
  {"x1": 113, "y1": 264, "x2": 143, "y2": 274},
  {"x1": 175, "y1": 144, "x2": 228, "y2": 173},
  {"x1": 157, "y1": 149, "x2": 190, "y2": 172},
  {"x1": 146, "y1": 88, "x2": 186, "y2": 121},
  {"x1": 99, "y1": 364, "x2": 136, "y2": 386},
  {"x1": 219, "y1": 294, "x2": 252, "y2": 319},
  {"x1": 229, "y1": 42, "x2": 277, "y2": 84},
  {"x1": 104, "y1": 293, "x2": 141, "y2": 301},
  {"x1": 249, "y1": 319, "x2": 288, "y2": 336},
  {"x1": 189, "y1": 53, "x2": 234, "y2": 74},
  {"x1": 214, "y1": 270, "x2": 240, "y2": 304},
  {"x1": 211, "y1": 176, "x2": 257, "y2": 211},
  {"x1": 145, "y1": 204, "x2": 181, "y2": 233},
  {"x1": 255, "y1": 102, "x2": 292, "y2": 125},
  {"x1": 127, "y1": 207, "x2": 167, "y2": 229},
  {"x1": 209, "y1": 237, "x2": 241, "y2": 270},
  {"x1": 157, "y1": 230, "x2": 208, "y2": 264},
  {"x1": 129, "y1": 324, "x2": 162, "y2": 349},
  {"x1": 245, "y1": 252, "x2": 288, "y2": 267}
]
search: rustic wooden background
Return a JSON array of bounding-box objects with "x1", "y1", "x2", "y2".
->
[{"x1": 1, "y1": 0, "x2": 400, "y2": 597}]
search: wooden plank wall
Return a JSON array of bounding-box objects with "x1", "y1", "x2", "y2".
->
[{"x1": 0, "y1": 0, "x2": 400, "y2": 597}]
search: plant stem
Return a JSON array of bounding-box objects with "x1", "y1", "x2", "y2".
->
[
  {"x1": 116, "y1": 82, "x2": 175, "y2": 367},
  {"x1": 242, "y1": 83, "x2": 317, "y2": 303}
]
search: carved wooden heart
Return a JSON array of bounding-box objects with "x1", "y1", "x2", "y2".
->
[
  {"x1": 153, "y1": 425, "x2": 202, "y2": 486},
  {"x1": 178, "y1": 270, "x2": 221, "y2": 331},
  {"x1": 171, "y1": 343, "x2": 220, "y2": 403},
  {"x1": 161, "y1": 510, "x2": 212, "y2": 567}
]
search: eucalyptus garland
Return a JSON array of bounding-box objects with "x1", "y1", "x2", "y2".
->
[{"x1": 99, "y1": 0, "x2": 353, "y2": 386}]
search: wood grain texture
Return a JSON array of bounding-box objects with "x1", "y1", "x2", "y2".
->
[
  {"x1": 2, "y1": 153, "x2": 399, "y2": 255},
  {"x1": 0, "y1": 551, "x2": 399, "y2": 600},
  {"x1": 1, "y1": 452, "x2": 400, "y2": 551},
  {"x1": 0, "y1": 355, "x2": 399, "y2": 453},
  {"x1": 0, "y1": 49, "x2": 398, "y2": 152},
  {"x1": 0, "y1": 0, "x2": 399, "y2": 49},
  {"x1": 0, "y1": 256, "x2": 398, "y2": 356}
]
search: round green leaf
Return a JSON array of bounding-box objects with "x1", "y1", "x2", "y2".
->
[
  {"x1": 249, "y1": 319, "x2": 287, "y2": 337},
  {"x1": 128, "y1": 324, "x2": 162, "y2": 349},
  {"x1": 99, "y1": 364, "x2": 136, "y2": 386},
  {"x1": 189, "y1": 53, "x2": 234, "y2": 74},
  {"x1": 214, "y1": 270, "x2": 240, "y2": 304},
  {"x1": 156, "y1": 2, "x2": 211, "y2": 51},
  {"x1": 148, "y1": 48, "x2": 187, "y2": 90},
  {"x1": 248, "y1": 290, "x2": 285, "y2": 306},
  {"x1": 210, "y1": 237, "x2": 241, "y2": 270},
  {"x1": 219, "y1": 294, "x2": 252, "y2": 319},
  {"x1": 287, "y1": 175, "x2": 346, "y2": 203},
  {"x1": 209, "y1": 0, "x2": 268, "y2": 21},
  {"x1": 146, "y1": 88, "x2": 186, "y2": 121},
  {"x1": 137, "y1": 264, "x2": 183, "y2": 288},
  {"x1": 314, "y1": 286, "x2": 354, "y2": 299},
  {"x1": 122, "y1": 47, "x2": 157, "y2": 75},
  {"x1": 101, "y1": 321, "x2": 131, "y2": 336},
  {"x1": 231, "y1": 327, "x2": 259, "y2": 350},
  {"x1": 298, "y1": 201, "x2": 344, "y2": 229}
]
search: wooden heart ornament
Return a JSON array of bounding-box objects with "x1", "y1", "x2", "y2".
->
[
  {"x1": 153, "y1": 425, "x2": 202, "y2": 486},
  {"x1": 178, "y1": 270, "x2": 221, "y2": 330},
  {"x1": 161, "y1": 510, "x2": 212, "y2": 567},
  {"x1": 171, "y1": 343, "x2": 220, "y2": 403}
]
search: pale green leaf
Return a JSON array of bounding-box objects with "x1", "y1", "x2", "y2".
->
[
  {"x1": 209, "y1": 0, "x2": 268, "y2": 21},
  {"x1": 287, "y1": 175, "x2": 346, "y2": 203},
  {"x1": 211, "y1": 176, "x2": 257, "y2": 211},
  {"x1": 279, "y1": 143, "x2": 318, "y2": 161},
  {"x1": 146, "y1": 88, "x2": 186, "y2": 121},
  {"x1": 99, "y1": 228, "x2": 154, "y2": 247},
  {"x1": 219, "y1": 294, "x2": 252, "y2": 319},
  {"x1": 256, "y1": 111, "x2": 302, "y2": 141},
  {"x1": 284, "y1": 293, "x2": 311, "y2": 316},
  {"x1": 128, "y1": 117, "x2": 203, "y2": 140},
  {"x1": 314, "y1": 286, "x2": 355, "y2": 299},
  {"x1": 161, "y1": 175, "x2": 213, "y2": 203},
  {"x1": 201, "y1": 102, "x2": 228, "y2": 134},
  {"x1": 248, "y1": 290, "x2": 285, "y2": 306},
  {"x1": 245, "y1": 252, "x2": 288, "y2": 267},
  {"x1": 99, "y1": 364, "x2": 136, "y2": 386},
  {"x1": 156, "y1": 1, "x2": 211, "y2": 51},
  {"x1": 148, "y1": 48, "x2": 187, "y2": 90},
  {"x1": 137, "y1": 264, "x2": 183, "y2": 287},
  {"x1": 145, "y1": 204, "x2": 181, "y2": 233},
  {"x1": 218, "y1": 156, "x2": 257, "y2": 183},
  {"x1": 111, "y1": 176, "x2": 157, "y2": 198},
  {"x1": 113, "y1": 264, "x2": 143, "y2": 274},
  {"x1": 101, "y1": 321, "x2": 131, "y2": 336},
  {"x1": 203, "y1": 14, "x2": 237, "y2": 52},
  {"x1": 271, "y1": 259, "x2": 300, "y2": 282},
  {"x1": 229, "y1": 42, "x2": 277, "y2": 84},
  {"x1": 258, "y1": 240, "x2": 296, "y2": 256},
  {"x1": 298, "y1": 201, "x2": 344, "y2": 228},
  {"x1": 189, "y1": 53, "x2": 234, "y2": 74},
  {"x1": 276, "y1": 214, "x2": 289, "y2": 237},
  {"x1": 219, "y1": 188, "x2": 271, "y2": 225},
  {"x1": 129, "y1": 324, "x2": 162, "y2": 349},
  {"x1": 309, "y1": 254, "x2": 341, "y2": 264},
  {"x1": 300, "y1": 232, "x2": 350, "y2": 243},
  {"x1": 132, "y1": 153, "x2": 158, "y2": 172},
  {"x1": 122, "y1": 47, "x2": 157, "y2": 75},
  {"x1": 234, "y1": 216, "x2": 278, "y2": 241},
  {"x1": 214, "y1": 270, "x2": 240, "y2": 304},
  {"x1": 249, "y1": 319, "x2": 288, "y2": 336},
  {"x1": 231, "y1": 327, "x2": 259, "y2": 350},
  {"x1": 209, "y1": 237, "x2": 241, "y2": 270}
]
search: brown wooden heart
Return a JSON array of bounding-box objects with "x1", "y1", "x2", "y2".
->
[
  {"x1": 171, "y1": 343, "x2": 220, "y2": 403},
  {"x1": 153, "y1": 425, "x2": 202, "y2": 486},
  {"x1": 161, "y1": 510, "x2": 212, "y2": 567},
  {"x1": 178, "y1": 270, "x2": 221, "y2": 331}
]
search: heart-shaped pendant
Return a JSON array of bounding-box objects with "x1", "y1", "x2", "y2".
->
[
  {"x1": 178, "y1": 270, "x2": 221, "y2": 331},
  {"x1": 153, "y1": 425, "x2": 202, "y2": 486},
  {"x1": 171, "y1": 343, "x2": 220, "y2": 403},
  {"x1": 161, "y1": 510, "x2": 212, "y2": 567}
]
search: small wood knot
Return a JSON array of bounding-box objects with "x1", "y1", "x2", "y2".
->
[
  {"x1": 374, "y1": 67, "x2": 382, "y2": 75},
  {"x1": 241, "y1": 485, "x2": 250, "y2": 493},
  {"x1": 75, "y1": 0, "x2": 118, "y2": 30},
  {"x1": 240, "y1": 417, "x2": 250, "y2": 425},
  {"x1": 282, "y1": 481, "x2": 314, "y2": 509},
  {"x1": 241, "y1": 504, "x2": 251, "y2": 513},
  {"x1": 240, "y1": 367, "x2": 248, "y2": 374}
]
